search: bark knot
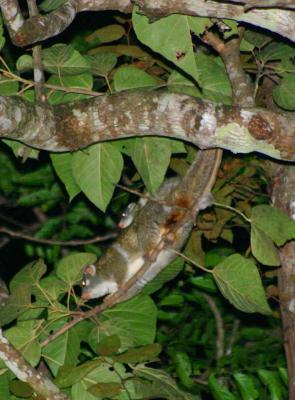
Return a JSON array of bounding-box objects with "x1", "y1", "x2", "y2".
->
[{"x1": 248, "y1": 114, "x2": 273, "y2": 140}]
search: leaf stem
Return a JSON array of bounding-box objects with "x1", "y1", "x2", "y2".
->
[
  {"x1": 173, "y1": 250, "x2": 212, "y2": 273},
  {"x1": 213, "y1": 202, "x2": 251, "y2": 223}
]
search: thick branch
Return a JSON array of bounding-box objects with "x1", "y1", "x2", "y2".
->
[
  {"x1": 220, "y1": 0, "x2": 295, "y2": 11},
  {"x1": 0, "y1": 0, "x2": 132, "y2": 46},
  {"x1": 2, "y1": 0, "x2": 295, "y2": 46},
  {"x1": 0, "y1": 91, "x2": 293, "y2": 160},
  {"x1": 271, "y1": 165, "x2": 295, "y2": 397},
  {"x1": 0, "y1": 330, "x2": 68, "y2": 399}
]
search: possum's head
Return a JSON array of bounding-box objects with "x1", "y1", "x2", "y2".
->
[
  {"x1": 117, "y1": 198, "x2": 148, "y2": 229},
  {"x1": 81, "y1": 264, "x2": 118, "y2": 300},
  {"x1": 117, "y1": 202, "x2": 137, "y2": 229}
]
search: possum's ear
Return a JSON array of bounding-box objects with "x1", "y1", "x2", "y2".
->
[{"x1": 84, "y1": 264, "x2": 96, "y2": 276}]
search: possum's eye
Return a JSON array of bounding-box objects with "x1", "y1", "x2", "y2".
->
[{"x1": 80, "y1": 276, "x2": 87, "y2": 287}]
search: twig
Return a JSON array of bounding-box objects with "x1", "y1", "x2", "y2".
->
[
  {"x1": 40, "y1": 316, "x2": 83, "y2": 348},
  {"x1": 225, "y1": 319, "x2": 240, "y2": 356},
  {"x1": 201, "y1": 293, "x2": 225, "y2": 366},
  {"x1": 27, "y1": 0, "x2": 46, "y2": 102},
  {"x1": 0, "y1": 226, "x2": 117, "y2": 245},
  {"x1": 213, "y1": 202, "x2": 251, "y2": 223},
  {"x1": 116, "y1": 183, "x2": 188, "y2": 210},
  {"x1": 173, "y1": 249, "x2": 212, "y2": 273},
  {"x1": 0, "y1": 69, "x2": 103, "y2": 97}
]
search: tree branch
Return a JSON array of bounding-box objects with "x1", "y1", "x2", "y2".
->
[
  {"x1": 0, "y1": 329, "x2": 68, "y2": 399},
  {"x1": 0, "y1": 226, "x2": 117, "y2": 246},
  {"x1": 219, "y1": 0, "x2": 295, "y2": 11},
  {"x1": 0, "y1": 91, "x2": 293, "y2": 160},
  {"x1": 2, "y1": 0, "x2": 295, "y2": 46}
]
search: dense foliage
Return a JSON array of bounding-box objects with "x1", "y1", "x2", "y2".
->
[{"x1": 0, "y1": 2, "x2": 295, "y2": 399}]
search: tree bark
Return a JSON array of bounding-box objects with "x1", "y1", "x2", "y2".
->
[
  {"x1": 270, "y1": 165, "x2": 295, "y2": 398},
  {"x1": 0, "y1": 92, "x2": 294, "y2": 160}
]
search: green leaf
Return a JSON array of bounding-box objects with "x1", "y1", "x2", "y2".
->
[
  {"x1": 102, "y1": 295, "x2": 157, "y2": 346},
  {"x1": 0, "y1": 373, "x2": 10, "y2": 399},
  {"x1": 167, "y1": 70, "x2": 202, "y2": 98},
  {"x1": 33, "y1": 218, "x2": 62, "y2": 239},
  {"x1": 0, "y1": 284, "x2": 31, "y2": 326},
  {"x1": 42, "y1": 318, "x2": 80, "y2": 376},
  {"x1": 0, "y1": 16, "x2": 5, "y2": 51},
  {"x1": 159, "y1": 294, "x2": 184, "y2": 307},
  {"x1": 72, "y1": 143, "x2": 123, "y2": 212},
  {"x1": 131, "y1": 137, "x2": 171, "y2": 194},
  {"x1": 4, "y1": 323, "x2": 41, "y2": 366},
  {"x1": 17, "y1": 187, "x2": 61, "y2": 207},
  {"x1": 251, "y1": 205, "x2": 295, "y2": 246},
  {"x1": 170, "y1": 351, "x2": 194, "y2": 388},
  {"x1": 251, "y1": 226, "x2": 280, "y2": 266},
  {"x1": 273, "y1": 75, "x2": 295, "y2": 111},
  {"x1": 188, "y1": 16, "x2": 211, "y2": 36},
  {"x1": 55, "y1": 360, "x2": 102, "y2": 388},
  {"x1": 208, "y1": 374, "x2": 237, "y2": 400},
  {"x1": 113, "y1": 65, "x2": 158, "y2": 91},
  {"x1": 243, "y1": 31, "x2": 271, "y2": 48},
  {"x1": 143, "y1": 257, "x2": 184, "y2": 294},
  {"x1": 72, "y1": 381, "x2": 97, "y2": 400},
  {"x1": 134, "y1": 365, "x2": 196, "y2": 399},
  {"x1": 86, "y1": 53, "x2": 117, "y2": 76},
  {"x1": 88, "y1": 382, "x2": 122, "y2": 397},
  {"x1": 13, "y1": 165, "x2": 53, "y2": 186},
  {"x1": 10, "y1": 259, "x2": 47, "y2": 293},
  {"x1": 16, "y1": 54, "x2": 33, "y2": 72},
  {"x1": 0, "y1": 74, "x2": 19, "y2": 96},
  {"x1": 51, "y1": 153, "x2": 80, "y2": 200},
  {"x1": 169, "y1": 138, "x2": 187, "y2": 154},
  {"x1": 222, "y1": 19, "x2": 239, "y2": 39},
  {"x1": 190, "y1": 275, "x2": 217, "y2": 293},
  {"x1": 257, "y1": 369, "x2": 284, "y2": 400},
  {"x1": 233, "y1": 372, "x2": 259, "y2": 400},
  {"x1": 35, "y1": 275, "x2": 68, "y2": 301},
  {"x1": 2, "y1": 140, "x2": 39, "y2": 160},
  {"x1": 72, "y1": 362, "x2": 129, "y2": 399},
  {"x1": 213, "y1": 254, "x2": 271, "y2": 314},
  {"x1": 133, "y1": 10, "x2": 200, "y2": 82},
  {"x1": 86, "y1": 25, "x2": 125, "y2": 44},
  {"x1": 205, "y1": 246, "x2": 235, "y2": 268},
  {"x1": 56, "y1": 252, "x2": 97, "y2": 285},
  {"x1": 9, "y1": 381, "x2": 33, "y2": 398},
  {"x1": 112, "y1": 343, "x2": 161, "y2": 363},
  {"x1": 96, "y1": 335, "x2": 121, "y2": 356},
  {"x1": 260, "y1": 42, "x2": 295, "y2": 63},
  {"x1": 42, "y1": 44, "x2": 91, "y2": 75},
  {"x1": 196, "y1": 52, "x2": 232, "y2": 104},
  {"x1": 278, "y1": 367, "x2": 288, "y2": 387},
  {"x1": 47, "y1": 73, "x2": 93, "y2": 104}
]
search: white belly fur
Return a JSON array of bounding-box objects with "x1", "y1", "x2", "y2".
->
[
  {"x1": 125, "y1": 255, "x2": 145, "y2": 280},
  {"x1": 87, "y1": 280, "x2": 118, "y2": 299}
]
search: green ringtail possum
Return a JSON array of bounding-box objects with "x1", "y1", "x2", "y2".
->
[
  {"x1": 81, "y1": 178, "x2": 181, "y2": 299},
  {"x1": 81, "y1": 150, "x2": 220, "y2": 300}
]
